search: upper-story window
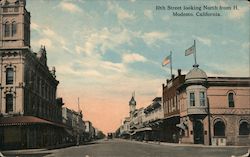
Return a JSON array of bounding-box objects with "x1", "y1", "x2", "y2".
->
[
  {"x1": 4, "y1": 22, "x2": 10, "y2": 37},
  {"x1": 6, "y1": 68, "x2": 14, "y2": 85},
  {"x1": 14, "y1": 7, "x2": 19, "y2": 12},
  {"x1": 190, "y1": 92, "x2": 195, "y2": 106},
  {"x1": 11, "y1": 22, "x2": 17, "y2": 36},
  {"x1": 6, "y1": 94, "x2": 13, "y2": 113},
  {"x1": 200, "y1": 91, "x2": 205, "y2": 106},
  {"x1": 228, "y1": 93, "x2": 235, "y2": 107},
  {"x1": 3, "y1": 8, "x2": 8, "y2": 13}
]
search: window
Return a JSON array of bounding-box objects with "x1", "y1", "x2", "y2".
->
[
  {"x1": 239, "y1": 121, "x2": 249, "y2": 135},
  {"x1": 4, "y1": 22, "x2": 10, "y2": 37},
  {"x1": 228, "y1": 93, "x2": 235, "y2": 107},
  {"x1": 6, "y1": 94, "x2": 13, "y2": 113},
  {"x1": 190, "y1": 92, "x2": 195, "y2": 106},
  {"x1": 200, "y1": 92, "x2": 205, "y2": 106},
  {"x1": 6, "y1": 68, "x2": 14, "y2": 85},
  {"x1": 11, "y1": 22, "x2": 17, "y2": 36},
  {"x1": 3, "y1": 8, "x2": 8, "y2": 13},
  {"x1": 214, "y1": 120, "x2": 225, "y2": 137},
  {"x1": 14, "y1": 7, "x2": 19, "y2": 12}
]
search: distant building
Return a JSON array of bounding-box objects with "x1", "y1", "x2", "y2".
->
[
  {"x1": 119, "y1": 94, "x2": 164, "y2": 142},
  {"x1": 142, "y1": 97, "x2": 164, "y2": 141},
  {"x1": 0, "y1": 0, "x2": 64, "y2": 149},
  {"x1": 119, "y1": 117, "x2": 130, "y2": 139},
  {"x1": 84, "y1": 121, "x2": 95, "y2": 141},
  {"x1": 62, "y1": 107, "x2": 85, "y2": 145},
  {"x1": 129, "y1": 107, "x2": 144, "y2": 138}
]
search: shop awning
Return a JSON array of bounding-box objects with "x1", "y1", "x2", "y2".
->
[
  {"x1": 135, "y1": 127, "x2": 152, "y2": 132},
  {"x1": 176, "y1": 123, "x2": 186, "y2": 130},
  {"x1": 120, "y1": 131, "x2": 130, "y2": 136},
  {"x1": 64, "y1": 128, "x2": 74, "y2": 136},
  {"x1": 0, "y1": 116, "x2": 65, "y2": 128}
]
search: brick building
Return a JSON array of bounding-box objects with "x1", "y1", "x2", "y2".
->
[
  {"x1": 177, "y1": 64, "x2": 250, "y2": 145},
  {"x1": 162, "y1": 69, "x2": 185, "y2": 142}
]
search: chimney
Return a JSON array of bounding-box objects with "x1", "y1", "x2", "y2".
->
[
  {"x1": 51, "y1": 66, "x2": 56, "y2": 78},
  {"x1": 171, "y1": 74, "x2": 175, "y2": 80},
  {"x1": 178, "y1": 69, "x2": 181, "y2": 76},
  {"x1": 166, "y1": 79, "x2": 169, "y2": 84}
]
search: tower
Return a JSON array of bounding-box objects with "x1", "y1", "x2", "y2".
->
[
  {"x1": 129, "y1": 92, "x2": 136, "y2": 117},
  {"x1": 0, "y1": 0, "x2": 30, "y2": 48}
]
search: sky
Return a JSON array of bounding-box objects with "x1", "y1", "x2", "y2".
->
[{"x1": 26, "y1": 0, "x2": 249, "y2": 134}]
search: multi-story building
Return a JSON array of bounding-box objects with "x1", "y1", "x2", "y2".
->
[
  {"x1": 0, "y1": 0, "x2": 64, "y2": 149},
  {"x1": 119, "y1": 117, "x2": 130, "y2": 139},
  {"x1": 84, "y1": 121, "x2": 95, "y2": 142},
  {"x1": 62, "y1": 107, "x2": 85, "y2": 145},
  {"x1": 162, "y1": 69, "x2": 185, "y2": 142},
  {"x1": 130, "y1": 108, "x2": 144, "y2": 131},
  {"x1": 142, "y1": 97, "x2": 163, "y2": 141},
  {"x1": 178, "y1": 64, "x2": 250, "y2": 146},
  {"x1": 119, "y1": 95, "x2": 164, "y2": 141}
]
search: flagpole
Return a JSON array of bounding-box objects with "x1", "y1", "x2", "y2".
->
[
  {"x1": 194, "y1": 40, "x2": 197, "y2": 66},
  {"x1": 170, "y1": 51, "x2": 173, "y2": 77}
]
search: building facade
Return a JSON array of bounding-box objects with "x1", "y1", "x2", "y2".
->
[
  {"x1": 177, "y1": 64, "x2": 250, "y2": 146},
  {"x1": 84, "y1": 121, "x2": 95, "y2": 142},
  {"x1": 62, "y1": 107, "x2": 85, "y2": 145},
  {"x1": 118, "y1": 95, "x2": 164, "y2": 142},
  {"x1": 142, "y1": 97, "x2": 164, "y2": 142},
  {"x1": 0, "y1": 0, "x2": 64, "y2": 149},
  {"x1": 162, "y1": 69, "x2": 185, "y2": 142},
  {"x1": 119, "y1": 117, "x2": 130, "y2": 139}
]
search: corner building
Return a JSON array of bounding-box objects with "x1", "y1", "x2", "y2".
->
[
  {"x1": 178, "y1": 64, "x2": 250, "y2": 146},
  {"x1": 0, "y1": 0, "x2": 64, "y2": 149}
]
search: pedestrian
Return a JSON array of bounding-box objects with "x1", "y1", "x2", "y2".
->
[{"x1": 172, "y1": 133, "x2": 176, "y2": 143}]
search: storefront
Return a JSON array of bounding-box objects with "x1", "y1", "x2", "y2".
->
[{"x1": 0, "y1": 116, "x2": 65, "y2": 150}]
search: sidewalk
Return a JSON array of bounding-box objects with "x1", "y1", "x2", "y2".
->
[
  {"x1": 0, "y1": 141, "x2": 98, "y2": 156},
  {"x1": 116, "y1": 138, "x2": 250, "y2": 148},
  {"x1": 1, "y1": 148, "x2": 56, "y2": 156}
]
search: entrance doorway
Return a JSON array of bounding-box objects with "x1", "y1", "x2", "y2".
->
[{"x1": 193, "y1": 120, "x2": 204, "y2": 144}]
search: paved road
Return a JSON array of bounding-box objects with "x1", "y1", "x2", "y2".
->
[{"x1": 42, "y1": 139, "x2": 249, "y2": 157}]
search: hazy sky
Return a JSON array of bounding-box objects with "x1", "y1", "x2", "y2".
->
[{"x1": 26, "y1": 0, "x2": 249, "y2": 134}]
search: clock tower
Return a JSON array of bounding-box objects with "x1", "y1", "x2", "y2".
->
[{"x1": 129, "y1": 92, "x2": 136, "y2": 118}]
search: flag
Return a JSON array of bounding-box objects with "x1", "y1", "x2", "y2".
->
[
  {"x1": 185, "y1": 44, "x2": 195, "y2": 56},
  {"x1": 162, "y1": 55, "x2": 171, "y2": 66}
]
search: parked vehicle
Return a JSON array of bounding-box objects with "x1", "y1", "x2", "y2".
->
[{"x1": 107, "y1": 133, "x2": 113, "y2": 139}]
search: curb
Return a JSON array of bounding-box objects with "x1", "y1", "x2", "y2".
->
[{"x1": 116, "y1": 138, "x2": 250, "y2": 148}]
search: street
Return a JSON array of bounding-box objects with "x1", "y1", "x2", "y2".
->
[
  {"x1": 44, "y1": 139, "x2": 249, "y2": 157},
  {"x1": 2, "y1": 139, "x2": 249, "y2": 157}
]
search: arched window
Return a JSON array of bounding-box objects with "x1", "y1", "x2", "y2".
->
[
  {"x1": 4, "y1": 22, "x2": 10, "y2": 37},
  {"x1": 228, "y1": 93, "x2": 235, "y2": 107},
  {"x1": 6, "y1": 68, "x2": 14, "y2": 85},
  {"x1": 239, "y1": 121, "x2": 250, "y2": 135},
  {"x1": 214, "y1": 120, "x2": 225, "y2": 137},
  {"x1": 11, "y1": 21, "x2": 17, "y2": 36},
  {"x1": 6, "y1": 94, "x2": 13, "y2": 113}
]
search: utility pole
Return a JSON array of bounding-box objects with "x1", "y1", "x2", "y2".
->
[{"x1": 77, "y1": 97, "x2": 80, "y2": 146}]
